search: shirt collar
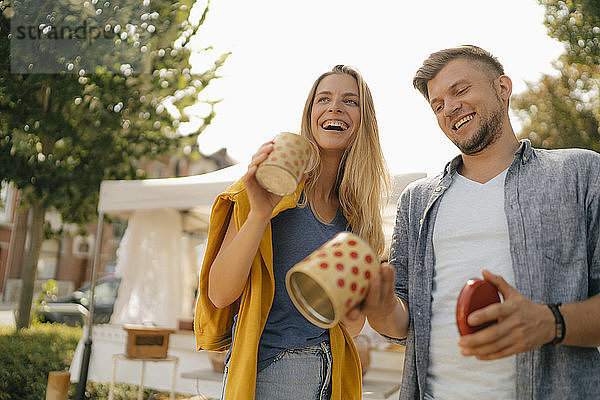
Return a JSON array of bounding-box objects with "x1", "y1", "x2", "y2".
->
[
  {"x1": 515, "y1": 138, "x2": 534, "y2": 164},
  {"x1": 442, "y1": 138, "x2": 534, "y2": 178}
]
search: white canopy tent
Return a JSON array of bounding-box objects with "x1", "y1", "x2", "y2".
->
[
  {"x1": 96, "y1": 163, "x2": 247, "y2": 326},
  {"x1": 73, "y1": 164, "x2": 425, "y2": 397},
  {"x1": 89, "y1": 165, "x2": 425, "y2": 330},
  {"x1": 94, "y1": 165, "x2": 425, "y2": 327},
  {"x1": 96, "y1": 165, "x2": 425, "y2": 245},
  {"x1": 98, "y1": 163, "x2": 247, "y2": 231}
]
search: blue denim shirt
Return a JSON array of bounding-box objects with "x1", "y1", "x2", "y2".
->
[{"x1": 389, "y1": 140, "x2": 600, "y2": 399}]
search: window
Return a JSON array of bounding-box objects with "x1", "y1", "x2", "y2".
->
[
  {"x1": 37, "y1": 239, "x2": 59, "y2": 280},
  {"x1": 0, "y1": 181, "x2": 14, "y2": 224}
]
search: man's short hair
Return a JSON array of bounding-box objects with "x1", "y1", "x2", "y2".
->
[{"x1": 413, "y1": 45, "x2": 505, "y2": 101}]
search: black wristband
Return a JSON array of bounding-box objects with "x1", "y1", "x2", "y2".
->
[{"x1": 546, "y1": 303, "x2": 565, "y2": 346}]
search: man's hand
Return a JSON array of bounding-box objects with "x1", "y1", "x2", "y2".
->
[
  {"x1": 362, "y1": 263, "x2": 399, "y2": 319},
  {"x1": 346, "y1": 263, "x2": 409, "y2": 339},
  {"x1": 458, "y1": 269, "x2": 554, "y2": 360}
]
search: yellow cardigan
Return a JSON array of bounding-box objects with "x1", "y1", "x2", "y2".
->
[{"x1": 194, "y1": 179, "x2": 362, "y2": 399}]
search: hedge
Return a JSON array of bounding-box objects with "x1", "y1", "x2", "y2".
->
[
  {"x1": 0, "y1": 323, "x2": 203, "y2": 399},
  {"x1": 0, "y1": 324, "x2": 81, "y2": 400}
]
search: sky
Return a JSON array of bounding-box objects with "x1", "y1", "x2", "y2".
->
[{"x1": 182, "y1": 0, "x2": 565, "y2": 176}]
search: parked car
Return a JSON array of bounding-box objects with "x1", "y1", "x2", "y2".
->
[{"x1": 38, "y1": 275, "x2": 121, "y2": 326}]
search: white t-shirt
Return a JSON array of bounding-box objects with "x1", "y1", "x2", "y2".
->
[{"x1": 426, "y1": 168, "x2": 516, "y2": 399}]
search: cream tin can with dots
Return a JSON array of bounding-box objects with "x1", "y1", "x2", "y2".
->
[{"x1": 255, "y1": 132, "x2": 311, "y2": 196}]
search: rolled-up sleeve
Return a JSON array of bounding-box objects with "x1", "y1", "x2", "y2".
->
[
  {"x1": 390, "y1": 189, "x2": 411, "y2": 304},
  {"x1": 586, "y1": 153, "x2": 600, "y2": 297}
]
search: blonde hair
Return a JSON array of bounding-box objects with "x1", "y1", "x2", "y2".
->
[{"x1": 300, "y1": 65, "x2": 390, "y2": 258}]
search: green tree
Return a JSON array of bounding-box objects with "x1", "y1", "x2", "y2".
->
[
  {"x1": 512, "y1": 63, "x2": 600, "y2": 151},
  {"x1": 0, "y1": 0, "x2": 229, "y2": 330},
  {"x1": 541, "y1": 0, "x2": 600, "y2": 66},
  {"x1": 512, "y1": 0, "x2": 600, "y2": 151}
]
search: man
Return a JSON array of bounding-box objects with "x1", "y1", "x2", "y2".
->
[{"x1": 360, "y1": 46, "x2": 600, "y2": 399}]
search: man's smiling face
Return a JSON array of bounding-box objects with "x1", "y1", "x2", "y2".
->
[{"x1": 427, "y1": 58, "x2": 505, "y2": 155}]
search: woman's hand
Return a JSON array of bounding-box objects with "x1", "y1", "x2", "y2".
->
[{"x1": 243, "y1": 141, "x2": 284, "y2": 219}]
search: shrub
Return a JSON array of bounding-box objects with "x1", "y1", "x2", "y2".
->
[
  {"x1": 0, "y1": 324, "x2": 207, "y2": 399},
  {"x1": 0, "y1": 324, "x2": 81, "y2": 400},
  {"x1": 32, "y1": 279, "x2": 59, "y2": 323}
]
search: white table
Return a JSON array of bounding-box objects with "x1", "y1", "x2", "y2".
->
[{"x1": 108, "y1": 354, "x2": 179, "y2": 400}]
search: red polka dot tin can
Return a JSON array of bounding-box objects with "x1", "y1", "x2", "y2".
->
[{"x1": 285, "y1": 231, "x2": 379, "y2": 329}]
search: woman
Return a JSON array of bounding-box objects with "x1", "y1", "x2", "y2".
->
[{"x1": 194, "y1": 65, "x2": 389, "y2": 400}]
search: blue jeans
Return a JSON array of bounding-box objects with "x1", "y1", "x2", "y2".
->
[{"x1": 221, "y1": 341, "x2": 332, "y2": 400}]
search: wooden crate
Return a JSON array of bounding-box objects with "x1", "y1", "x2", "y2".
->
[
  {"x1": 177, "y1": 318, "x2": 194, "y2": 332},
  {"x1": 123, "y1": 325, "x2": 175, "y2": 359}
]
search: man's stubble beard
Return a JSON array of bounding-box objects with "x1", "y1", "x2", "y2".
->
[{"x1": 455, "y1": 107, "x2": 503, "y2": 156}]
